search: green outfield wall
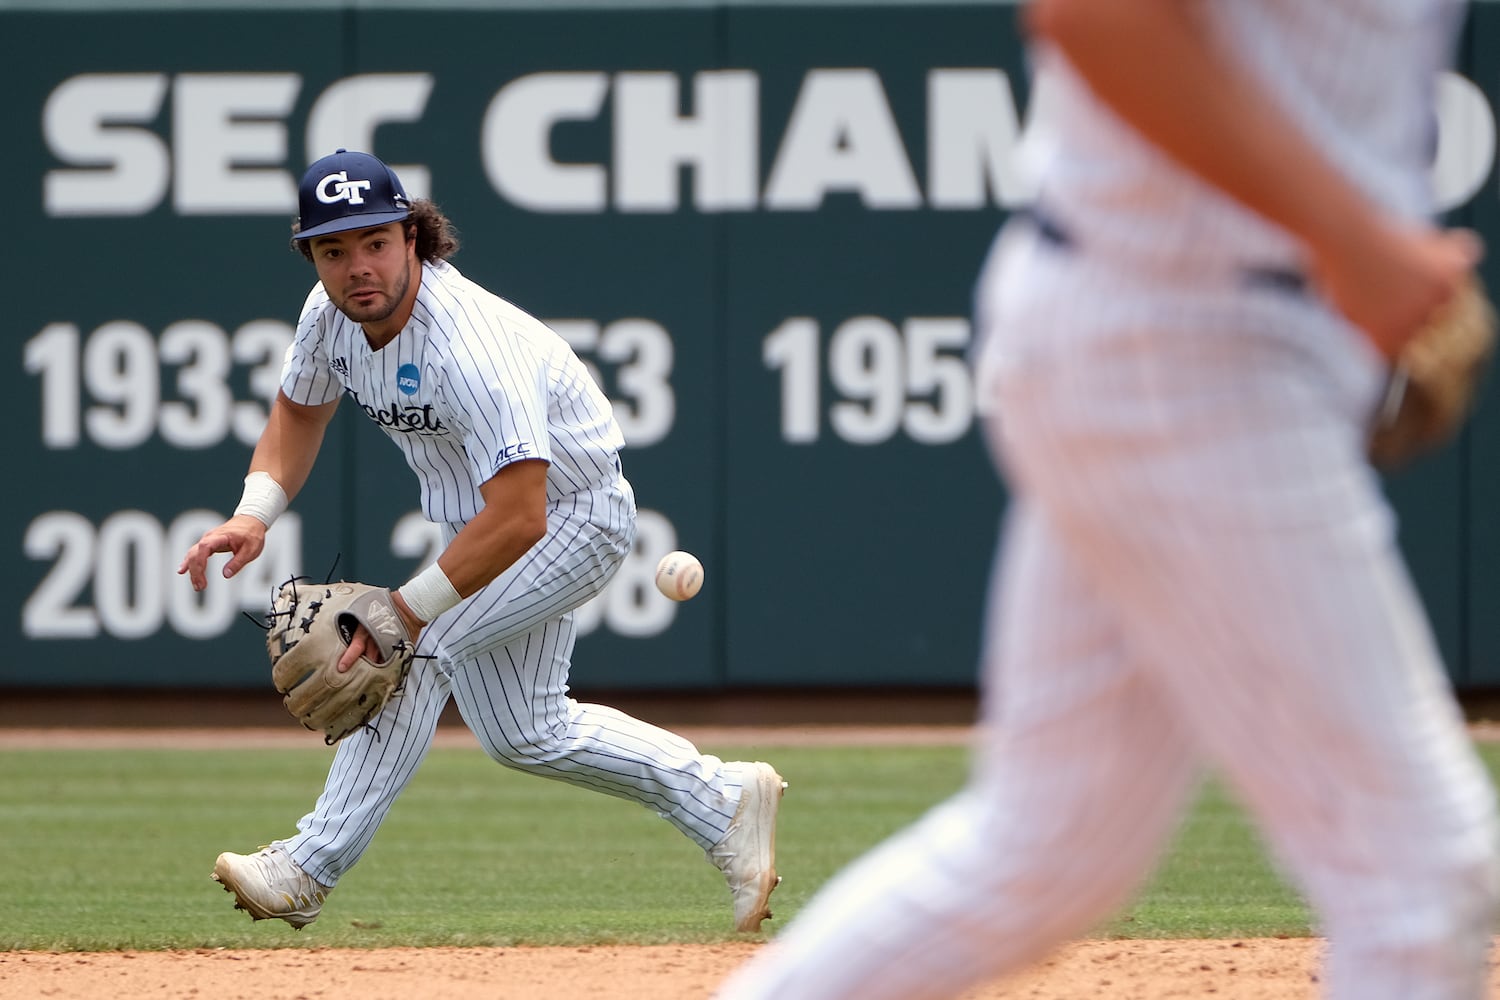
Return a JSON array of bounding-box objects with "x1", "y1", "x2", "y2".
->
[{"x1": 5, "y1": 0, "x2": 1500, "y2": 691}]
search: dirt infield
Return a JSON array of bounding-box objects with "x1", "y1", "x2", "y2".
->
[
  {"x1": 7, "y1": 702, "x2": 1500, "y2": 998},
  {"x1": 0, "y1": 938, "x2": 1345, "y2": 1000}
]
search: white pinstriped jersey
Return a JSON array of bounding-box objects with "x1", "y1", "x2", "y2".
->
[
  {"x1": 280, "y1": 260, "x2": 625, "y2": 528},
  {"x1": 270, "y1": 260, "x2": 752, "y2": 896},
  {"x1": 1025, "y1": 0, "x2": 1463, "y2": 274}
]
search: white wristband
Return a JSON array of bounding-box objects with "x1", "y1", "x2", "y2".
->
[
  {"x1": 398, "y1": 562, "x2": 463, "y2": 623},
  {"x1": 233, "y1": 471, "x2": 289, "y2": 527}
]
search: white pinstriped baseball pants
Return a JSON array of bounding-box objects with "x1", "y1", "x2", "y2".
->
[
  {"x1": 717, "y1": 229, "x2": 1499, "y2": 1000},
  {"x1": 278, "y1": 480, "x2": 747, "y2": 885}
]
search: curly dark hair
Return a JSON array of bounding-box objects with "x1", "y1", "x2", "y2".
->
[{"x1": 290, "y1": 198, "x2": 460, "y2": 263}]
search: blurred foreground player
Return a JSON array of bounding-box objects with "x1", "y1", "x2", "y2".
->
[{"x1": 717, "y1": 1, "x2": 1498, "y2": 997}]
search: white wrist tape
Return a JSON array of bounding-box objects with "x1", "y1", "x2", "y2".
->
[
  {"x1": 233, "y1": 471, "x2": 289, "y2": 527},
  {"x1": 398, "y1": 562, "x2": 463, "y2": 623}
]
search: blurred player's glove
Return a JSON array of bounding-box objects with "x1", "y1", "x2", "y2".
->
[
  {"x1": 265, "y1": 579, "x2": 414, "y2": 745},
  {"x1": 1368, "y1": 276, "x2": 1497, "y2": 470}
]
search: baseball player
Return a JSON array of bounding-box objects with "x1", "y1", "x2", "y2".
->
[
  {"x1": 177, "y1": 148, "x2": 785, "y2": 934},
  {"x1": 717, "y1": 1, "x2": 1499, "y2": 997}
]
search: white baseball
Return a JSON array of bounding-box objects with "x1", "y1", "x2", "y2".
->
[{"x1": 655, "y1": 550, "x2": 704, "y2": 601}]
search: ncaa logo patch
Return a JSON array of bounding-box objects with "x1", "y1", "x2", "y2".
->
[{"x1": 396, "y1": 363, "x2": 421, "y2": 396}]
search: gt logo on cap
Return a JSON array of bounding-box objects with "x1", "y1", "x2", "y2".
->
[{"x1": 316, "y1": 171, "x2": 374, "y2": 206}]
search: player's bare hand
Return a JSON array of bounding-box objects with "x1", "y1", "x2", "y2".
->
[
  {"x1": 337, "y1": 626, "x2": 373, "y2": 673},
  {"x1": 337, "y1": 597, "x2": 424, "y2": 673},
  {"x1": 176, "y1": 515, "x2": 268, "y2": 591},
  {"x1": 1313, "y1": 222, "x2": 1483, "y2": 361}
]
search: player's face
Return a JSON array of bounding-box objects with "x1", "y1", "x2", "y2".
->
[{"x1": 308, "y1": 223, "x2": 419, "y2": 342}]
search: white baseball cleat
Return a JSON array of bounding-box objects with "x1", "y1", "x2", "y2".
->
[
  {"x1": 708, "y1": 761, "x2": 787, "y2": 933},
  {"x1": 211, "y1": 846, "x2": 330, "y2": 929}
]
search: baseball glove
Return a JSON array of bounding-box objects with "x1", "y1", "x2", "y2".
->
[
  {"x1": 265, "y1": 579, "x2": 415, "y2": 745},
  {"x1": 1368, "y1": 276, "x2": 1497, "y2": 470}
]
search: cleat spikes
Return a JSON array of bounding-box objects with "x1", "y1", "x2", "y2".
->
[{"x1": 210, "y1": 846, "x2": 329, "y2": 929}]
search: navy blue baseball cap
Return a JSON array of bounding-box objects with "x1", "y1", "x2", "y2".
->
[{"x1": 296, "y1": 149, "x2": 411, "y2": 241}]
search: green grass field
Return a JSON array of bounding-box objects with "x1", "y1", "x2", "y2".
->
[{"x1": 2, "y1": 740, "x2": 1495, "y2": 952}]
